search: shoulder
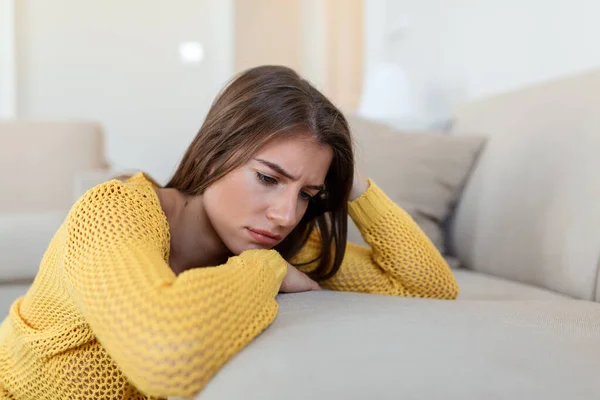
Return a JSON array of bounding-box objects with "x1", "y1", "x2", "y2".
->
[
  {"x1": 67, "y1": 174, "x2": 168, "y2": 244},
  {"x1": 73, "y1": 178, "x2": 142, "y2": 214},
  {"x1": 73, "y1": 172, "x2": 158, "y2": 211}
]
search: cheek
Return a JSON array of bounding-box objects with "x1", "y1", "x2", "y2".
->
[{"x1": 210, "y1": 170, "x2": 266, "y2": 214}]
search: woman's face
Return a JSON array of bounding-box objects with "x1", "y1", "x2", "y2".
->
[{"x1": 203, "y1": 133, "x2": 333, "y2": 255}]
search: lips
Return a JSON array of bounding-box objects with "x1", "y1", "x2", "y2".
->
[{"x1": 246, "y1": 228, "x2": 282, "y2": 246}]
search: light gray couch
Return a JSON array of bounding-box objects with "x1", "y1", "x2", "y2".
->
[
  {"x1": 1, "y1": 70, "x2": 600, "y2": 400},
  {"x1": 189, "y1": 70, "x2": 600, "y2": 400}
]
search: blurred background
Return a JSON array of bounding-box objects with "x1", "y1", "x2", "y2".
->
[{"x1": 1, "y1": 0, "x2": 600, "y2": 182}]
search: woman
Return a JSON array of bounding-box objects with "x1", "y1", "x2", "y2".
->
[{"x1": 0, "y1": 65, "x2": 458, "y2": 399}]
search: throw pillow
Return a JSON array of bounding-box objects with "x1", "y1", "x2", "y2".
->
[{"x1": 346, "y1": 115, "x2": 486, "y2": 255}]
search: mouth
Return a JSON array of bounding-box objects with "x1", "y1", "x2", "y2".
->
[{"x1": 246, "y1": 228, "x2": 282, "y2": 247}]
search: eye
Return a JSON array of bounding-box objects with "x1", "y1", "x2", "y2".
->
[
  {"x1": 299, "y1": 191, "x2": 313, "y2": 201},
  {"x1": 256, "y1": 172, "x2": 277, "y2": 185}
]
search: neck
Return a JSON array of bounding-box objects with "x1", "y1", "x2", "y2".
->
[{"x1": 155, "y1": 188, "x2": 231, "y2": 275}]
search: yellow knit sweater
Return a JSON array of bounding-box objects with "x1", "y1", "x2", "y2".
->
[{"x1": 0, "y1": 173, "x2": 458, "y2": 399}]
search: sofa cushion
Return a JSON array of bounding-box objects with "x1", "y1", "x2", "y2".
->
[
  {"x1": 194, "y1": 291, "x2": 600, "y2": 400},
  {"x1": 449, "y1": 69, "x2": 600, "y2": 301},
  {"x1": 596, "y1": 273, "x2": 600, "y2": 303},
  {"x1": 453, "y1": 268, "x2": 569, "y2": 301},
  {"x1": 0, "y1": 212, "x2": 67, "y2": 281},
  {"x1": 346, "y1": 116, "x2": 486, "y2": 254}
]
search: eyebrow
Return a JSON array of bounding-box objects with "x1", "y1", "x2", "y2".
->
[{"x1": 255, "y1": 158, "x2": 325, "y2": 191}]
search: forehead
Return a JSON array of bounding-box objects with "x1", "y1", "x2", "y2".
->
[{"x1": 254, "y1": 133, "x2": 333, "y2": 177}]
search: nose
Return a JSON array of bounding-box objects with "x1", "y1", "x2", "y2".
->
[{"x1": 266, "y1": 190, "x2": 299, "y2": 228}]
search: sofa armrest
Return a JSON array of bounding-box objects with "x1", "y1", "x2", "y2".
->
[
  {"x1": 0, "y1": 212, "x2": 67, "y2": 281},
  {"x1": 0, "y1": 169, "x2": 116, "y2": 282},
  {"x1": 448, "y1": 71, "x2": 600, "y2": 301}
]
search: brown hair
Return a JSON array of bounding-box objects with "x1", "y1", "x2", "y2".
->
[{"x1": 165, "y1": 65, "x2": 354, "y2": 281}]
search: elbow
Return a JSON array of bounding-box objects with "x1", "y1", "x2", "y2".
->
[
  {"x1": 129, "y1": 365, "x2": 207, "y2": 399},
  {"x1": 432, "y1": 259, "x2": 460, "y2": 300},
  {"x1": 445, "y1": 280, "x2": 460, "y2": 300},
  {"x1": 123, "y1": 347, "x2": 215, "y2": 398},
  {"x1": 436, "y1": 274, "x2": 460, "y2": 300},
  {"x1": 445, "y1": 265, "x2": 460, "y2": 299},
  {"x1": 401, "y1": 275, "x2": 460, "y2": 300}
]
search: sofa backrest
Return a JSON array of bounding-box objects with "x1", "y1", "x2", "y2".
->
[
  {"x1": 0, "y1": 121, "x2": 108, "y2": 281},
  {"x1": 0, "y1": 121, "x2": 108, "y2": 212},
  {"x1": 449, "y1": 69, "x2": 600, "y2": 302}
]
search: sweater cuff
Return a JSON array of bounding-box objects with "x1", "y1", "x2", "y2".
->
[
  {"x1": 241, "y1": 249, "x2": 287, "y2": 287},
  {"x1": 348, "y1": 179, "x2": 397, "y2": 233}
]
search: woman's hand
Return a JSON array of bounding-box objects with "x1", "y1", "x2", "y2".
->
[
  {"x1": 280, "y1": 262, "x2": 321, "y2": 293},
  {"x1": 349, "y1": 168, "x2": 369, "y2": 201}
]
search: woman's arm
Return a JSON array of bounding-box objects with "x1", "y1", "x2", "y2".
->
[
  {"x1": 62, "y1": 182, "x2": 287, "y2": 398},
  {"x1": 293, "y1": 179, "x2": 459, "y2": 299}
]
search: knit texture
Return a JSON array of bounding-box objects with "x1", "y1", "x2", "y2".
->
[
  {"x1": 294, "y1": 180, "x2": 460, "y2": 297},
  {"x1": 0, "y1": 173, "x2": 457, "y2": 399}
]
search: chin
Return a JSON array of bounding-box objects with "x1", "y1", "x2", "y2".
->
[
  {"x1": 226, "y1": 240, "x2": 265, "y2": 255},
  {"x1": 242, "y1": 242, "x2": 273, "y2": 252}
]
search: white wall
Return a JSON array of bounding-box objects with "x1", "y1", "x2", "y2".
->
[
  {"x1": 16, "y1": 0, "x2": 234, "y2": 183},
  {"x1": 0, "y1": 0, "x2": 16, "y2": 118},
  {"x1": 365, "y1": 0, "x2": 600, "y2": 122}
]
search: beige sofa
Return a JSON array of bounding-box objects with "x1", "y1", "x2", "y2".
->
[
  {"x1": 0, "y1": 121, "x2": 109, "y2": 316},
  {"x1": 190, "y1": 70, "x2": 600, "y2": 400},
  {"x1": 1, "y1": 70, "x2": 600, "y2": 400}
]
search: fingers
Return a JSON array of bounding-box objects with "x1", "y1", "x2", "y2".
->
[
  {"x1": 280, "y1": 265, "x2": 321, "y2": 293},
  {"x1": 279, "y1": 279, "x2": 290, "y2": 293},
  {"x1": 310, "y1": 279, "x2": 321, "y2": 291},
  {"x1": 298, "y1": 269, "x2": 320, "y2": 292}
]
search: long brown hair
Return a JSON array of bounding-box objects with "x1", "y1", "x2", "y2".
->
[{"x1": 165, "y1": 65, "x2": 354, "y2": 281}]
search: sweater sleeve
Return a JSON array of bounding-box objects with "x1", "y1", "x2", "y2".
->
[
  {"x1": 61, "y1": 182, "x2": 287, "y2": 398},
  {"x1": 294, "y1": 179, "x2": 459, "y2": 299}
]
